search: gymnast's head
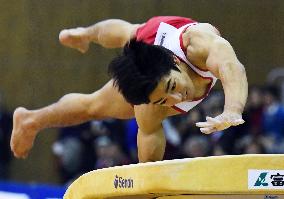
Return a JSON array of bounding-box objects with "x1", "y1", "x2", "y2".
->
[{"x1": 108, "y1": 40, "x2": 194, "y2": 106}]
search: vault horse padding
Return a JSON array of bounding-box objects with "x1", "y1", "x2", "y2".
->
[{"x1": 64, "y1": 154, "x2": 284, "y2": 199}]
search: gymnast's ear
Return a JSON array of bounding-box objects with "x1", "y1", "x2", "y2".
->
[{"x1": 173, "y1": 55, "x2": 181, "y2": 65}]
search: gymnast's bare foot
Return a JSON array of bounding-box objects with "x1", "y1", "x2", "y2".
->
[
  {"x1": 59, "y1": 28, "x2": 90, "y2": 53},
  {"x1": 10, "y1": 107, "x2": 39, "y2": 159}
]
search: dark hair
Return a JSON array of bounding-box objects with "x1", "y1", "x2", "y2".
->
[{"x1": 108, "y1": 39, "x2": 179, "y2": 105}]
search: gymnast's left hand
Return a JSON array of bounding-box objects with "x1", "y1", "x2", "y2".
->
[{"x1": 195, "y1": 111, "x2": 245, "y2": 134}]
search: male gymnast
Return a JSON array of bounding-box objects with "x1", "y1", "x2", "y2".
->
[{"x1": 10, "y1": 16, "x2": 248, "y2": 162}]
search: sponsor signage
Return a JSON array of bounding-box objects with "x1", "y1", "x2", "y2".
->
[
  {"x1": 113, "y1": 175, "x2": 134, "y2": 189},
  {"x1": 248, "y1": 170, "x2": 284, "y2": 189}
]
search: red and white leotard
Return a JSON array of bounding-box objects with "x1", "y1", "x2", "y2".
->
[{"x1": 136, "y1": 16, "x2": 218, "y2": 113}]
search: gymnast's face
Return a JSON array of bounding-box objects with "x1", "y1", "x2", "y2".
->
[{"x1": 149, "y1": 57, "x2": 195, "y2": 107}]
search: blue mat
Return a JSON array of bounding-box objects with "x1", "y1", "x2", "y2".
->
[{"x1": 0, "y1": 181, "x2": 66, "y2": 199}]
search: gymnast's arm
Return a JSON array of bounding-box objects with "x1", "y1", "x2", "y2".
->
[
  {"x1": 207, "y1": 38, "x2": 247, "y2": 115},
  {"x1": 59, "y1": 19, "x2": 142, "y2": 52},
  {"x1": 191, "y1": 24, "x2": 248, "y2": 134},
  {"x1": 134, "y1": 105, "x2": 169, "y2": 163}
]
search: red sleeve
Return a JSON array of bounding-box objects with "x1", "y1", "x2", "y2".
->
[{"x1": 136, "y1": 16, "x2": 196, "y2": 44}]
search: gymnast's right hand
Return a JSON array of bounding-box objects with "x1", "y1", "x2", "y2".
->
[
  {"x1": 10, "y1": 107, "x2": 38, "y2": 159},
  {"x1": 59, "y1": 27, "x2": 90, "y2": 53}
]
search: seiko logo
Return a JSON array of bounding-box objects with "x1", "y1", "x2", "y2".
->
[
  {"x1": 113, "y1": 175, "x2": 134, "y2": 189},
  {"x1": 159, "y1": 32, "x2": 166, "y2": 46}
]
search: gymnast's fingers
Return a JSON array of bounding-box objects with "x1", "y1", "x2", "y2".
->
[
  {"x1": 196, "y1": 121, "x2": 213, "y2": 128},
  {"x1": 200, "y1": 127, "x2": 216, "y2": 134}
]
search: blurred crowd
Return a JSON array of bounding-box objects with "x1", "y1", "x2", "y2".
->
[
  {"x1": 0, "y1": 93, "x2": 12, "y2": 180},
  {"x1": 0, "y1": 84, "x2": 284, "y2": 185},
  {"x1": 51, "y1": 84, "x2": 284, "y2": 184}
]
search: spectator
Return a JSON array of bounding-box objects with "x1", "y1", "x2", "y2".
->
[
  {"x1": 182, "y1": 135, "x2": 211, "y2": 158},
  {"x1": 235, "y1": 135, "x2": 266, "y2": 154},
  {"x1": 52, "y1": 123, "x2": 93, "y2": 183},
  {"x1": 244, "y1": 86, "x2": 264, "y2": 135},
  {"x1": 102, "y1": 119, "x2": 128, "y2": 155},
  {"x1": 262, "y1": 85, "x2": 284, "y2": 153},
  {"x1": 125, "y1": 118, "x2": 138, "y2": 162},
  {"x1": 0, "y1": 93, "x2": 12, "y2": 179},
  {"x1": 163, "y1": 118, "x2": 184, "y2": 160},
  {"x1": 94, "y1": 136, "x2": 130, "y2": 169},
  {"x1": 212, "y1": 144, "x2": 227, "y2": 156},
  {"x1": 176, "y1": 108, "x2": 203, "y2": 141},
  {"x1": 53, "y1": 135, "x2": 83, "y2": 183}
]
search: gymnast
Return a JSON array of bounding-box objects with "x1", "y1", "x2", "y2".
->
[{"x1": 10, "y1": 16, "x2": 248, "y2": 162}]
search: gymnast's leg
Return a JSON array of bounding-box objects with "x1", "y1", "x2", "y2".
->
[{"x1": 10, "y1": 80, "x2": 134, "y2": 159}]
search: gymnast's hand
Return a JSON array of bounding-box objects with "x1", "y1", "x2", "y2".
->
[
  {"x1": 195, "y1": 111, "x2": 245, "y2": 134},
  {"x1": 59, "y1": 28, "x2": 90, "y2": 53}
]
